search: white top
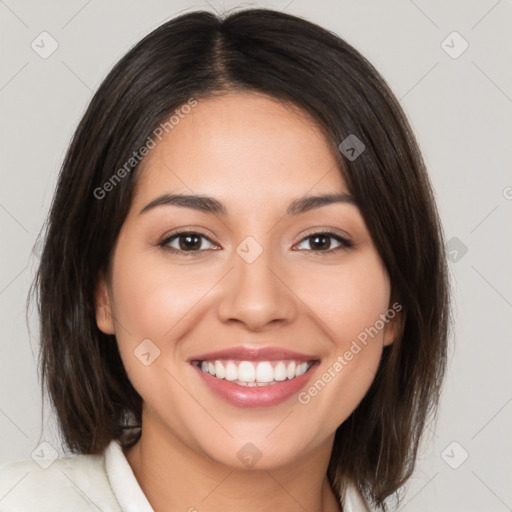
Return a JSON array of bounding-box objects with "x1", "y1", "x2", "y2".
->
[{"x1": 0, "y1": 439, "x2": 370, "y2": 511}]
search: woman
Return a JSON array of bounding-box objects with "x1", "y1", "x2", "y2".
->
[{"x1": 0, "y1": 7, "x2": 449, "y2": 511}]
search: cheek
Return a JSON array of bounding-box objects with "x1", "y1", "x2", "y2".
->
[
  {"x1": 301, "y1": 253, "x2": 391, "y2": 349},
  {"x1": 107, "y1": 239, "x2": 203, "y2": 385},
  {"x1": 299, "y1": 252, "x2": 390, "y2": 404},
  {"x1": 292, "y1": 253, "x2": 391, "y2": 419},
  {"x1": 110, "y1": 245, "x2": 214, "y2": 341},
  {"x1": 107, "y1": 239, "x2": 237, "y2": 406}
]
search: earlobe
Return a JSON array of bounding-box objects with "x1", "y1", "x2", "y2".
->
[
  {"x1": 383, "y1": 307, "x2": 405, "y2": 347},
  {"x1": 94, "y1": 275, "x2": 116, "y2": 335}
]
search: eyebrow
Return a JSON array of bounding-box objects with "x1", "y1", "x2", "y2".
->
[{"x1": 139, "y1": 192, "x2": 357, "y2": 217}]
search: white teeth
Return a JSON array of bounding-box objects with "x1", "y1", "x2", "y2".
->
[
  {"x1": 295, "y1": 362, "x2": 308, "y2": 377},
  {"x1": 256, "y1": 362, "x2": 274, "y2": 383},
  {"x1": 197, "y1": 359, "x2": 313, "y2": 386},
  {"x1": 274, "y1": 362, "x2": 287, "y2": 381},
  {"x1": 225, "y1": 361, "x2": 238, "y2": 381},
  {"x1": 214, "y1": 361, "x2": 225, "y2": 379},
  {"x1": 238, "y1": 361, "x2": 256, "y2": 382},
  {"x1": 287, "y1": 361, "x2": 296, "y2": 380}
]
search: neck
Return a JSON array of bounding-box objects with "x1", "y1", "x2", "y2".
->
[{"x1": 123, "y1": 410, "x2": 342, "y2": 512}]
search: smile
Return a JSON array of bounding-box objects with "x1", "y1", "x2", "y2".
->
[
  {"x1": 189, "y1": 346, "x2": 319, "y2": 407},
  {"x1": 194, "y1": 359, "x2": 314, "y2": 387}
]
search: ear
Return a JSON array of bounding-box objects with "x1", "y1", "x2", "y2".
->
[
  {"x1": 382, "y1": 301, "x2": 405, "y2": 347},
  {"x1": 94, "y1": 274, "x2": 116, "y2": 335}
]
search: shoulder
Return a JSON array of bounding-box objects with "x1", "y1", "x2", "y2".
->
[{"x1": 0, "y1": 449, "x2": 122, "y2": 512}]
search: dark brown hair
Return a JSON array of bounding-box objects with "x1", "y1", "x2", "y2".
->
[{"x1": 29, "y1": 8, "x2": 450, "y2": 510}]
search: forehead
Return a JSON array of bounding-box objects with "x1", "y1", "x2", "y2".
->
[{"x1": 133, "y1": 92, "x2": 347, "y2": 208}]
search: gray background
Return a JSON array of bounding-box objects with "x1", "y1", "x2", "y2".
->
[{"x1": 1, "y1": 0, "x2": 511, "y2": 510}]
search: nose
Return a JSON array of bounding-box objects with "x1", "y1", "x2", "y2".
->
[{"x1": 216, "y1": 248, "x2": 298, "y2": 332}]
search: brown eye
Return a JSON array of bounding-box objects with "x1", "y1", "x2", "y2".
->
[
  {"x1": 295, "y1": 232, "x2": 352, "y2": 253},
  {"x1": 160, "y1": 232, "x2": 218, "y2": 253}
]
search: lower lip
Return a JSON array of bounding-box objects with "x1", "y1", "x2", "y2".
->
[{"x1": 192, "y1": 363, "x2": 318, "y2": 408}]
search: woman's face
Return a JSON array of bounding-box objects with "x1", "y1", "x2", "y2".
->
[{"x1": 95, "y1": 91, "x2": 400, "y2": 470}]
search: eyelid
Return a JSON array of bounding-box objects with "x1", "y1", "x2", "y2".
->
[
  {"x1": 158, "y1": 229, "x2": 219, "y2": 250},
  {"x1": 295, "y1": 226, "x2": 352, "y2": 244},
  {"x1": 292, "y1": 230, "x2": 353, "y2": 254},
  {"x1": 159, "y1": 226, "x2": 217, "y2": 242}
]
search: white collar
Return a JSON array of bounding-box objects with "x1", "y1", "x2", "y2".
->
[{"x1": 105, "y1": 439, "x2": 154, "y2": 512}]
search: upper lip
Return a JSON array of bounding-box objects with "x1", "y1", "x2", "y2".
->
[{"x1": 189, "y1": 346, "x2": 318, "y2": 362}]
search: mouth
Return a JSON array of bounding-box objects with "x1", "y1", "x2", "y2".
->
[
  {"x1": 189, "y1": 347, "x2": 319, "y2": 407},
  {"x1": 192, "y1": 359, "x2": 315, "y2": 387}
]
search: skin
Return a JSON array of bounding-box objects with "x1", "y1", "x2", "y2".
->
[{"x1": 94, "y1": 91, "x2": 401, "y2": 512}]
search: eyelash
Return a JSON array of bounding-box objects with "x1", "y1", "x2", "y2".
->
[{"x1": 158, "y1": 230, "x2": 353, "y2": 257}]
